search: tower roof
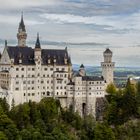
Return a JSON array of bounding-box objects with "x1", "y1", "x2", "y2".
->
[
  {"x1": 35, "y1": 33, "x2": 41, "y2": 49},
  {"x1": 104, "y1": 48, "x2": 112, "y2": 54},
  {"x1": 80, "y1": 64, "x2": 85, "y2": 68},
  {"x1": 18, "y1": 13, "x2": 26, "y2": 32}
]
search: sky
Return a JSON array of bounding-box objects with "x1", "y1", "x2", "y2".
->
[{"x1": 0, "y1": 0, "x2": 140, "y2": 67}]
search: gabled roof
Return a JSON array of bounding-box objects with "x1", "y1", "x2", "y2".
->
[
  {"x1": 42, "y1": 49, "x2": 71, "y2": 65},
  {"x1": 6, "y1": 46, "x2": 71, "y2": 65},
  {"x1": 7, "y1": 46, "x2": 34, "y2": 65}
]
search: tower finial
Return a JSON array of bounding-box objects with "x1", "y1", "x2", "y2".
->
[
  {"x1": 35, "y1": 32, "x2": 41, "y2": 49},
  {"x1": 18, "y1": 12, "x2": 26, "y2": 32},
  {"x1": 5, "y1": 40, "x2": 7, "y2": 47},
  {"x1": 21, "y1": 11, "x2": 23, "y2": 19}
]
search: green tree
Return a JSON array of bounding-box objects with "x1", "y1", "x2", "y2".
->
[
  {"x1": 0, "y1": 114, "x2": 18, "y2": 140},
  {"x1": 94, "y1": 123, "x2": 115, "y2": 140},
  {"x1": 0, "y1": 98, "x2": 9, "y2": 114},
  {"x1": 0, "y1": 131, "x2": 8, "y2": 140},
  {"x1": 106, "y1": 83, "x2": 117, "y2": 94}
]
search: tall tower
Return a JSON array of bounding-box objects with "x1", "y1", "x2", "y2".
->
[
  {"x1": 17, "y1": 13, "x2": 27, "y2": 47},
  {"x1": 79, "y1": 64, "x2": 86, "y2": 76},
  {"x1": 101, "y1": 48, "x2": 115, "y2": 85},
  {"x1": 34, "y1": 33, "x2": 42, "y2": 102}
]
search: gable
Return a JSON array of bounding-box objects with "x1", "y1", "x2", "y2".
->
[{"x1": 0, "y1": 47, "x2": 11, "y2": 64}]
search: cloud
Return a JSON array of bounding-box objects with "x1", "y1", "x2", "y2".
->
[
  {"x1": 0, "y1": 14, "x2": 44, "y2": 25},
  {"x1": 0, "y1": 0, "x2": 62, "y2": 10},
  {"x1": 40, "y1": 12, "x2": 140, "y2": 33}
]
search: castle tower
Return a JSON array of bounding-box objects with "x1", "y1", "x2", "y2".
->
[
  {"x1": 34, "y1": 33, "x2": 42, "y2": 102},
  {"x1": 17, "y1": 13, "x2": 27, "y2": 47},
  {"x1": 79, "y1": 64, "x2": 86, "y2": 76},
  {"x1": 101, "y1": 48, "x2": 115, "y2": 85}
]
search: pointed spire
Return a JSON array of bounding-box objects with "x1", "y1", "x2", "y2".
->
[
  {"x1": 19, "y1": 12, "x2": 26, "y2": 32},
  {"x1": 5, "y1": 40, "x2": 7, "y2": 47},
  {"x1": 35, "y1": 33, "x2": 41, "y2": 49},
  {"x1": 80, "y1": 64, "x2": 84, "y2": 68}
]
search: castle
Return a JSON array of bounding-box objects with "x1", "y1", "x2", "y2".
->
[{"x1": 0, "y1": 15, "x2": 115, "y2": 117}]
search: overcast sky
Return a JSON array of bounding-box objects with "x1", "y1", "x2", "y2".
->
[{"x1": 0, "y1": 0, "x2": 140, "y2": 67}]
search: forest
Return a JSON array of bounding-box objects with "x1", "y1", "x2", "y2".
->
[{"x1": 0, "y1": 79, "x2": 140, "y2": 140}]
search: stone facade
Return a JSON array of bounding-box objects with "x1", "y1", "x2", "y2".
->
[{"x1": 0, "y1": 15, "x2": 115, "y2": 117}]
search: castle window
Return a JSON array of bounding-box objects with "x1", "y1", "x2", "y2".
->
[
  {"x1": 47, "y1": 92, "x2": 50, "y2": 96},
  {"x1": 62, "y1": 68, "x2": 65, "y2": 71},
  {"x1": 28, "y1": 87, "x2": 30, "y2": 90},
  {"x1": 24, "y1": 93, "x2": 25, "y2": 96},
  {"x1": 43, "y1": 74, "x2": 45, "y2": 77},
  {"x1": 28, "y1": 93, "x2": 30, "y2": 96},
  {"x1": 32, "y1": 87, "x2": 34, "y2": 90},
  {"x1": 47, "y1": 81, "x2": 49, "y2": 83},
  {"x1": 43, "y1": 87, "x2": 45, "y2": 89},
  {"x1": 57, "y1": 92, "x2": 59, "y2": 95},
  {"x1": 21, "y1": 68, "x2": 24, "y2": 71},
  {"x1": 89, "y1": 93, "x2": 91, "y2": 95},
  {"x1": 15, "y1": 87, "x2": 19, "y2": 90},
  {"x1": 32, "y1": 75, "x2": 35, "y2": 77},
  {"x1": 44, "y1": 68, "x2": 47, "y2": 71},
  {"x1": 56, "y1": 68, "x2": 59, "y2": 71},
  {"x1": 43, "y1": 92, "x2": 45, "y2": 95},
  {"x1": 16, "y1": 81, "x2": 19, "y2": 84},
  {"x1": 65, "y1": 74, "x2": 67, "y2": 77},
  {"x1": 32, "y1": 81, "x2": 34, "y2": 84},
  {"x1": 32, "y1": 68, "x2": 35, "y2": 71},
  {"x1": 65, "y1": 92, "x2": 66, "y2": 95},
  {"x1": 28, "y1": 68, "x2": 30, "y2": 71},
  {"x1": 32, "y1": 93, "x2": 35, "y2": 96},
  {"x1": 22, "y1": 75, "x2": 24, "y2": 78},
  {"x1": 50, "y1": 68, "x2": 53, "y2": 71},
  {"x1": 16, "y1": 68, "x2": 19, "y2": 71},
  {"x1": 41, "y1": 81, "x2": 44, "y2": 83}
]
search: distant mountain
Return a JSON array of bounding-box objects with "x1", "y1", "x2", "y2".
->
[{"x1": 73, "y1": 64, "x2": 140, "y2": 77}]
